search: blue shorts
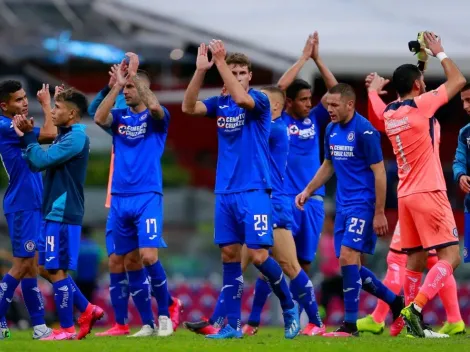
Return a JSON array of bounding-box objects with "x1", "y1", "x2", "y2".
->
[
  {"x1": 5, "y1": 210, "x2": 42, "y2": 258},
  {"x1": 290, "y1": 197, "x2": 325, "y2": 263},
  {"x1": 41, "y1": 220, "x2": 81, "y2": 271},
  {"x1": 111, "y1": 192, "x2": 167, "y2": 256},
  {"x1": 272, "y1": 195, "x2": 293, "y2": 231},
  {"x1": 463, "y1": 213, "x2": 470, "y2": 263},
  {"x1": 334, "y1": 206, "x2": 376, "y2": 258},
  {"x1": 214, "y1": 190, "x2": 273, "y2": 249},
  {"x1": 105, "y1": 209, "x2": 116, "y2": 257}
]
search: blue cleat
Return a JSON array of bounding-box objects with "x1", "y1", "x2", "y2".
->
[
  {"x1": 283, "y1": 302, "x2": 301, "y2": 339},
  {"x1": 206, "y1": 325, "x2": 243, "y2": 339}
]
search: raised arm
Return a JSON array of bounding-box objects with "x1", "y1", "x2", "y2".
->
[
  {"x1": 36, "y1": 84, "x2": 57, "y2": 143},
  {"x1": 182, "y1": 43, "x2": 213, "y2": 116},
  {"x1": 310, "y1": 32, "x2": 338, "y2": 92},
  {"x1": 209, "y1": 40, "x2": 255, "y2": 110},
  {"x1": 424, "y1": 32, "x2": 466, "y2": 100},
  {"x1": 365, "y1": 73, "x2": 390, "y2": 133},
  {"x1": 126, "y1": 52, "x2": 165, "y2": 120}
]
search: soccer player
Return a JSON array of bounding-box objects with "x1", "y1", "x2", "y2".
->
[
  {"x1": 95, "y1": 53, "x2": 174, "y2": 337},
  {"x1": 0, "y1": 81, "x2": 56, "y2": 339},
  {"x1": 183, "y1": 86, "x2": 324, "y2": 336},
  {"x1": 378, "y1": 32, "x2": 466, "y2": 338},
  {"x1": 453, "y1": 83, "x2": 470, "y2": 265},
  {"x1": 13, "y1": 88, "x2": 101, "y2": 340},
  {"x1": 182, "y1": 41, "x2": 300, "y2": 339},
  {"x1": 296, "y1": 83, "x2": 404, "y2": 337},
  {"x1": 360, "y1": 72, "x2": 464, "y2": 337}
]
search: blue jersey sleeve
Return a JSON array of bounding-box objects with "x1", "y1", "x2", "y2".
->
[
  {"x1": 453, "y1": 126, "x2": 469, "y2": 182},
  {"x1": 22, "y1": 130, "x2": 87, "y2": 172},
  {"x1": 110, "y1": 108, "x2": 126, "y2": 134},
  {"x1": 248, "y1": 89, "x2": 270, "y2": 118},
  {"x1": 150, "y1": 106, "x2": 171, "y2": 133},
  {"x1": 359, "y1": 128, "x2": 383, "y2": 165},
  {"x1": 202, "y1": 96, "x2": 219, "y2": 118},
  {"x1": 311, "y1": 102, "x2": 330, "y2": 130},
  {"x1": 324, "y1": 123, "x2": 333, "y2": 160},
  {"x1": 33, "y1": 127, "x2": 40, "y2": 139},
  {"x1": 89, "y1": 87, "x2": 127, "y2": 136}
]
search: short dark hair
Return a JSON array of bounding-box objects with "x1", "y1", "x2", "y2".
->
[
  {"x1": 392, "y1": 64, "x2": 422, "y2": 97},
  {"x1": 226, "y1": 53, "x2": 252, "y2": 72},
  {"x1": 261, "y1": 85, "x2": 286, "y2": 104},
  {"x1": 0, "y1": 80, "x2": 22, "y2": 103},
  {"x1": 285, "y1": 79, "x2": 311, "y2": 100},
  {"x1": 462, "y1": 83, "x2": 470, "y2": 93},
  {"x1": 328, "y1": 83, "x2": 356, "y2": 101},
  {"x1": 55, "y1": 88, "x2": 88, "y2": 118}
]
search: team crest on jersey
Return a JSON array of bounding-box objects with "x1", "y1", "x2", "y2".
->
[
  {"x1": 24, "y1": 240, "x2": 36, "y2": 252},
  {"x1": 302, "y1": 118, "x2": 311, "y2": 125},
  {"x1": 347, "y1": 131, "x2": 355, "y2": 142},
  {"x1": 217, "y1": 117, "x2": 226, "y2": 128},
  {"x1": 139, "y1": 113, "x2": 148, "y2": 121},
  {"x1": 289, "y1": 124, "x2": 299, "y2": 135}
]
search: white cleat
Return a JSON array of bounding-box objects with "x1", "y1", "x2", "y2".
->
[
  {"x1": 424, "y1": 329, "x2": 449, "y2": 338},
  {"x1": 128, "y1": 324, "x2": 156, "y2": 337},
  {"x1": 32, "y1": 325, "x2": 53, "y2": 340},
  {"x1": 157, "y1": 316, "x2": 174, "y2": 337}
]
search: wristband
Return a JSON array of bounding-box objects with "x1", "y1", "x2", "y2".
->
[{"x1": 436, "y1": 52, "x2": 448, "y2": 62}]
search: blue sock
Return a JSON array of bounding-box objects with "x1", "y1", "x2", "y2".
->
[
  {"x1": 341, "y1": 265, "x2": 362, "y2": 324},
  {"x1": 289, "y1": 281, "x2": 304, "y2": 316},
  {"x1": 145, "y1": 266, "x2": 174, "y2": 308},
  {"x1": 21, "y1": 278, "x2": 45, "y2": 327},
  {"x1": 222, "y1": 262, "x2": 243, "y2": 330},
  {"x1": 128, "y1": 269, "x2": 154, "y2": 327},
  {"x1": 255, "y1": 257, "x2": 294, "y2": 311},
  {"x1": 247, "y1": 278, "x2": 271, "y2": 326},
  {"x1": 0, "y1": 316, "x2": 7, "y2": 329},
  {"x1": 52, "y1": 277, "x2": 74, "y2": 329},
  {"x1": 109, "y1": 272, "x2": 129, "y2": 325},
  {"x1": 290, "y1": 270, "x2": 322, "y2": 327},
  {"x1": 145, "y1": 261, "x2": 169, "y2": 317},
  {"x1": 68, "y1": 276, "x2": 89, "y2": 313},
  {"x1": 209, "y1": 290, "x2": 226, "y2": 327},
  {"x1": 0, "y1": 274, "x2": 20, "y2": 318},
  {"x1": 359, "y1": 266, "x2": 396, "y2": 305}
]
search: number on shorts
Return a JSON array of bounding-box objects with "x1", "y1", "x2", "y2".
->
[
  {"x1": 146, "y1": 218, "x2": 157, "y2": 233},
  {"x1": 254, "y1": 214, "x2": 268, "y2": 231},
  {"x1": 46, "y1": 235, "x2": 55, "y2": 252},
  {"x1": 348, "y1": 217, "x2": 365, "y2": 235}
]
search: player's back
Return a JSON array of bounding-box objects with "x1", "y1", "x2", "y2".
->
[
  {"x1": 110, "y1": 107, "x2": 170, "y2": 196},
  {"x1": 383, "y1": 85, "x2": 448, "y2": 197},
  {"x1": 203, "y1": 89, "x2": 271, "y2": 194},
  {"x1": 269, "y1": 117, "x2": 289, "y2": 199},
  {"x1": 282, "y1": 103, "x2": 329, "y2": 196},
  {"x1": 325, "y1": 113, "x2": 382, "y2": 210},
  {"x1": 0, "y1": 116, "x2": 42, "y2": 214}
]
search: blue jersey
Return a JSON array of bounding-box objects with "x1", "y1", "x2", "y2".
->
[
  {"x1": 110, "y1": 107, "x2": 170, "y2": 195},
  {"x1": 453, "y1": 123, "x2": 470, "y2": 212},
  {"x1": 283, "y1": 103, "x2": 330, "y2": 196},
  {"x1": 203, "y1": 89, "x2": 271, "y2": 194},
  {"x1": 0, "y1": 116, "x2": 42, "y2": 214},
  {"x1": 324, "y1": 112, "x2": 383, "y2": 210},
  {"x1": 269, "y1": 117, "x2": 289, "y2": 198}
]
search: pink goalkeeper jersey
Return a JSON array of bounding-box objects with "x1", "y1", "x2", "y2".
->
[{"x1": 383, "y1": 84, "x2": 448, "y2": 198}]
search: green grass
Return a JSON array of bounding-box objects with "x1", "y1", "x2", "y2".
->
[{"x1": 1, "y1": 327, "x2": 470, "y2": 352}]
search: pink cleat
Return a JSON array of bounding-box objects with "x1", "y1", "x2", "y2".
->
[
  {"x1": 77, "y1": 304, "x2": 105, "y2": 340},
  {"x1": 323, "y1": 324, "x2": 359, "y2": 338},
  {"x1": 40, "y1": 329, "x2": 76, "y2": 341},
  {"x1": 242, "y1": 324, "x2": 258, "y2": 336},
  {"x1": 390, "y1": 316, "x2": 405, "y2": 337},
  {"x1": 301, "y1": 323, "x2": 326, "y2": 336},
  {"x1": 169, "y1": 297, "x2": 183, "y2": 331},
  {"x1": 95, "y1": 323, "x2": 130, "y2": 337}
]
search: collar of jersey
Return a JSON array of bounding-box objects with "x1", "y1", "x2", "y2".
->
[{"x1": 59, "y1": 123, "x2": 86, "y2": 134}]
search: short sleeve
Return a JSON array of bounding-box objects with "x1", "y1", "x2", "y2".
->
[
  {"x1": 324, "y1": 123, "x2": 333, "y2": 160},
  {"x1": 202, "y1": 96, "x2": 219, "y2": 118},
  {"x1": 248, "y1": 89, "x2": 270, "y2": 117},
  {"x1": 110, "y1": 108, "x2": 124, "y2": 134},
  {"x1": 414, "y1": 84, "x2": 448, "y2": 118},
  {"x1": 359, "y1": 127, "x2": 383, "y2": 165},
  {"x1": 150, "y1": 106, "x2": 171, "y2": 133}
]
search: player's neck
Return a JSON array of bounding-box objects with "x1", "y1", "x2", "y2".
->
[
  {"x1": 341, "y1": 111, "x2": 355, "y2": 125},
  {"x1": 399, "y1": 92, "x2": 417, "y2": 101},
  {"x1": 130, "y1": 103, "x2": 147, "y2": 114},
  {"x1": 272, "y1": 113, "x2": 281, "y2": 121},
  {"x1": 285, "y1": 108, "x2": 301, "y2": 120}
]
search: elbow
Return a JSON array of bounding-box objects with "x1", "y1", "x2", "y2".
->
[
  {"x1": 232, "y1": 94, "x2": 252, "y2": 108},
  {"x1": 457, "y1": 76, "x2": 467, "y2": 90},
  {"x1": 181, "y1": 103, "x2": 195, "y2": 115},
  {"x1": 277, "y1": 81, "x2": 288, "y2": 91}
]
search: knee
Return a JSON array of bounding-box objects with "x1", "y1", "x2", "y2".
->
[
  {"x1": 406, "y1": 251, "x2": 427, "y2": 272},
  {"x1": 124, "y1": 251, "x2": 143, "y2": 271},
  {"x1": 39, "y1": 266, "x2": 51, "y2": 282},
  {"x1": 248, "y1": 248, "x2": 269, "y2": 266},
  {"x1": 140, "y1": 249, "x2": 158, "y2": 266},
  {"x1": 221, "y1": 245, "x2": 241, "y2": 263},
  {"x1": 108, "y1": 254, "x2": 125, "y2": 273},
  {"x1": 339, "y1": 247, "x2": 359, "y2": 267}
]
